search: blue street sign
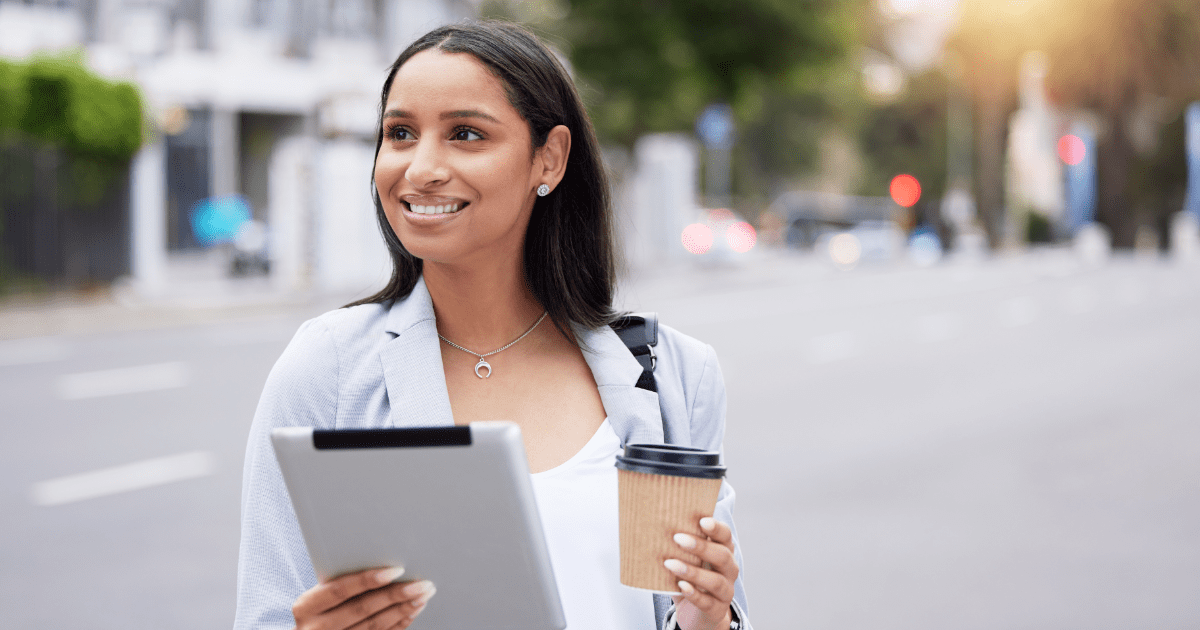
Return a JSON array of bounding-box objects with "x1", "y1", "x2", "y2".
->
[
  {"x1": 1064, "y1": 122, "x2": 1097, "y2": 235},
  {"x1": 696, "y1": 103, "x2": 735, "y2": 149},
  {"x1": 1185, "y1": 102, "x2": 1200, "y2": 219},
  {"x1": 191, "y1": 195, "x2": 252, "y2": 246}
]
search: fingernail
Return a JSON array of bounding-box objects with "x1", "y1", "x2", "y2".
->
[
  {"x1": 376, "y1": 566, "x2": 405, "y2": 584},
  {"x1": 700, "y1": 517, "x2": 716, "y2": 531},
  {"x1": 673, "y1": 533, "x2": 697, "y2": 549},
  {"x1": 402, "y1": 580, "x2": 434, "y2": 597},
  {"x1": 414, "y1": 584, "x2": 437, "y2": 604},
  {"x1": 678, "y1": 580, "x2": 695, "y2": 595},
  {"x1": 664, "y1": 558, "x2": 688, "y2": 575}
]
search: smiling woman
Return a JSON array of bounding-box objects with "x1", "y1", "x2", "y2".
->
[
  {"x1": 354, "y1": 22, "x2": 616, "y2": 336},
  {"x1": 372, "y1": 49, "x2": 568, "y2": 273},
  {"x1": 235, "y1": 20, "x2": 751, "y2": 630}
]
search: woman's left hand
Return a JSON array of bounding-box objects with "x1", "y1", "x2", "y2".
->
[{"x1": 665, "y1": 516, "x2": 739, "y2": 630}]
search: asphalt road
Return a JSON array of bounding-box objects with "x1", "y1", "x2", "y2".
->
[{"x1": 2, "y1": 249, "x2": 1198, "y2": 629}]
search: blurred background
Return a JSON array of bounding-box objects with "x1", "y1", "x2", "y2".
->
[{"x1": 1, "y1": 0, "x2": 1198, "y2": 628}]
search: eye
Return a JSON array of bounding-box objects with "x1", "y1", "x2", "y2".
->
[
  {"x1": 452, "y1": 127, "x2": 483, "y2": 141},
  {"x1": 386, "y1": 124, "x2": 414, "y2": 142}
]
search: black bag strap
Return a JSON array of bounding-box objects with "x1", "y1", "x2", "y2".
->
[
  {"x1": 610, "y1": 312, "x2": 658, "y2": 392},
  {"x1": 610, "y1": 313, "x2": 675, "y2": 627}
]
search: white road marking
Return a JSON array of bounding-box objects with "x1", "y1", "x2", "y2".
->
[
  {"x1": 1000, "y1": 296, "x2": 1040, "y2": 327},
  {"x1": 916, "y1": 312, "x2": 963, "y2": 343},
  {"x1": 807, "y1": 331, "x2": 862, "y2": 364},
  {"x1": 57, "y1": 362, "x2": 189, "y2": 400},
  {"x1": 30, "y1": 451, "x2": 216, "y2": 506},
  {"x1": 0, "y1": 336, "x2": 71, "y2": 367}
]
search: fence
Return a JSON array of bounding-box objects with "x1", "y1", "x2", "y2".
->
[{"x1": 0, "y1": 138, "x2": 130, "y2": 288}]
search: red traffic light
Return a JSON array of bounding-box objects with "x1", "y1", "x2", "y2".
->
[
  {"x1": 890, "y1": 174, "x2": 921, "y2": 208},
  {"x1": 1058, "y1": 134, "x2": 1085, "y2": 166}
]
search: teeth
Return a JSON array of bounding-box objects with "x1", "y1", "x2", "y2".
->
[{"x1": 409, "y1": 203, "x2": 460, "y2": 215}]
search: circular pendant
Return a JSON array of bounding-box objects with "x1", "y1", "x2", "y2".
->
[{"x1": 474, "y1": 358, "x2": 492, "y2": 379}]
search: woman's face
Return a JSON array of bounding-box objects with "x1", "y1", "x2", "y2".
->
[{"x1": 374, "y1": 50, "x2": 547, "y2": 268}]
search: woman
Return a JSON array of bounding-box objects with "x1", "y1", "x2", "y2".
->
[{"x1": 234, "y1": 21, "x2": 750, "y2": 630}]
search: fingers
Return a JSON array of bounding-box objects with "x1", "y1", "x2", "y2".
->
[
  {"x1": 292, "y1": 567, "x2": 436, "y2": 630},
  {"x1": 295, "y1": 567, "x2": 405, "y2": 621},
  {"x1": 340, "y1": 580, "x2": 439, "y2": 628},
  {"x1": 662, "y1": 517, "x2": 739, "y2": 627},
  {"x1": 699, "y1": 517, "x2": 734, "y2": 547},
  {"x1": 333, "y1": 581, "x2": 435, "y2": 630},
  {"x1": 344, "y1": 583, "x2": 435, "y2": 630},
  {"x1": 664, "y1": 558, "x2": 734, "y2": 607},
  {"x1": 344, "y1": 601, "x2": 417, "y2": 630},
  {"x1": 670, "y1": 530, "x2": 738, "y2": 582},
  {"x1": 672, "y1": 579, "x2": 732, "y2": 629}
]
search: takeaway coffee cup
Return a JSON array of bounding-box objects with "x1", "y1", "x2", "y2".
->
[{"x1": 615, "y1": 443, "x2": 726, "y2": 592}]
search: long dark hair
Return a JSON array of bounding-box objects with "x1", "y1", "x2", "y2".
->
[{"x1": 347, "y1": 20, "x2": 617, "y2": 334}]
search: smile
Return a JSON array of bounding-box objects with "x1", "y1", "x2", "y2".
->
[{"x1": 406, "y1": 202, "x2": 463, "y2": 215}]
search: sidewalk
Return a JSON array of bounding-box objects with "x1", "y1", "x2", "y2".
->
[
  {"x1": 0, "y1": 251, "x2": 354, "y2": 340},
  {"x1": 5, "y1": 244, "x2": 1191, "y2": 340}
]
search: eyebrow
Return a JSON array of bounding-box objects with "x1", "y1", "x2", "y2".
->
[{"x1": 381, "y1": 109, "x2": 500, "y2": 123}]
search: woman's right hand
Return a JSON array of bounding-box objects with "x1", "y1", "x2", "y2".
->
[{"x1": 292, "y1": 567, "x2": 436, "y2": 630}]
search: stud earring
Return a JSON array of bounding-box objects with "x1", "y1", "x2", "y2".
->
[{"x1": 537, "y1": 184, "x2": 550, "y2": 197}]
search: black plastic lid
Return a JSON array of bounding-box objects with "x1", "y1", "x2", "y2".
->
[{"x1": 615, "y1": 443, "x2": 726, "y2": 479}]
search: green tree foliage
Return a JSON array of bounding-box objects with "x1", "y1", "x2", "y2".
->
[
  {"x1": 483, "y1": 0, "x2": 864, "y2": 200},
  {"x1": 0, "y1": 61, "x2": 31, "y2": 131},
  {"x1": 0, "y1": 53, "x2": 143, "y2": 210},
  {"x1": 1, "y1": 53, "x2": 143, "y2": 161},
  {"x1": 562, "y1": 0, "x2": 850, "y2": 143}
]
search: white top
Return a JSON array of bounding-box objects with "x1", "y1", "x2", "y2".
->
[{"x1": 531, "y1": 419, "x2": 657, "y2": 630}]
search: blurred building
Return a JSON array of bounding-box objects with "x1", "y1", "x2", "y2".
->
[
  {"x1": 619, "y1": 134, "x2": 701, "y2": 268},
  {"x1": 0, "y1": 0, "x2": 477, "y2": 296},
  {"x1": 1006, "y1": 52, "x2": 1065, "y2": 243}
]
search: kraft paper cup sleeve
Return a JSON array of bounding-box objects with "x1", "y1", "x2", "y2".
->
[{"x1": 617, "y1": 469, "x2": 723, "y2": 592}]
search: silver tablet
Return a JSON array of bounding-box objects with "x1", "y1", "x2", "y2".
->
[{"x1": 271, "y1": 421, "x2": 565, "y2": 630}]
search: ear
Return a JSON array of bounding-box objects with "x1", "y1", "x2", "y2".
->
[{"x1": 533, "y1": 125, "x2": 571, "y2": 192}]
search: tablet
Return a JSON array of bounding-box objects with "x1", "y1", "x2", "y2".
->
[{"x1": 271, "y1": 421, "x2": 565, "y2": 630}]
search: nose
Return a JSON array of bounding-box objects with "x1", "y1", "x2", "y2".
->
[{"x1": 405, "y1": 137, "x2": 449, "y2": 189}]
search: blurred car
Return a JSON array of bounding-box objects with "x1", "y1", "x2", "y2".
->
[
  {"x1": 768, "y1": 190, "x2": 897, "y2": 251},
  {"x1": 230, "y1": 219, "x2": 270, "y2": 276},
  {"x1": 815, "y1": 220, "x2": 906, "y2": 270},
  {"x1": 907, "y1": 225, "x2": 943, "y2": 267},
  {"x1": 681, "y1": 208, "x2": 758, "y2": 259}
]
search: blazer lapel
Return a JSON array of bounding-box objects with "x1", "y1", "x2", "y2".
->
[
  {"x1": 379, "y1": 277, "x2": 455, "y2": 428},
  {"x1": 578, "y1": 325, "x2": 665, "y2": 446}
]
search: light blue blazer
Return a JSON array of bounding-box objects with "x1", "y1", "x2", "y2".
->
[{"x1": 234, "y1": 277, "x2": 751, "y2": 629}]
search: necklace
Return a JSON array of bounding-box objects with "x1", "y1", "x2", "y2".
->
[{"x1": 438, "y1": 311, "x2": 548, "y2": 379}]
